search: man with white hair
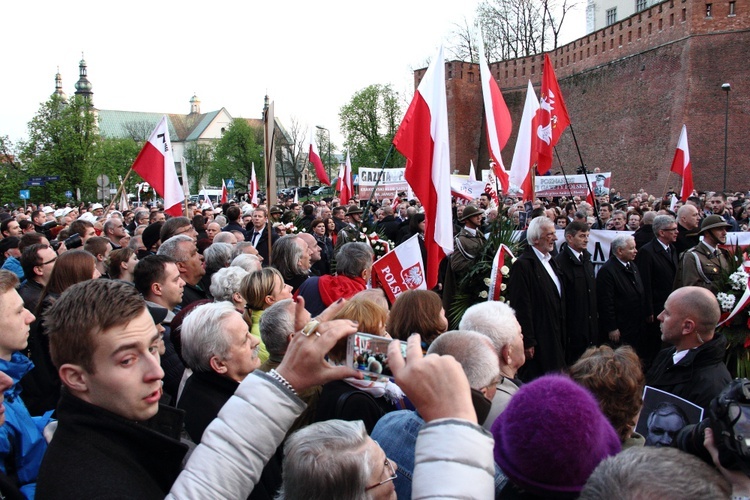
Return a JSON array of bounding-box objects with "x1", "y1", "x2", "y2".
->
[
  {"x1": 372, "y1": 330, "x2": 503, "y2": 499},
  {"x1": 506, "y1": 216, "x2": 565, "y2": 380},
  {"x1": 597, "y1": 235, "x2": 647, "y2": 352},
  {"x1": 459, "y1": 301, "x2": 526, "y2": 430}
]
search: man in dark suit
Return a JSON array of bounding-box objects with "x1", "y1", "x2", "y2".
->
[
  {"x1": 507, "y1": 217, "x2": 566, "y2": 381},
  {"x1": 554, "y1": 221, "x2": 597, "y2": 366},
  {"x1": 635, "y1": 215, "x2": 679, "y2": 367},
  {"x1": 674, "y1": 203, "x2": 701, "y2": 256},
  {"x1": 246, "y1": 207, "x2": 278, "y2": 265},
  {"x1": 596, "y1": 235, "x2": 647, "y2": 356}
]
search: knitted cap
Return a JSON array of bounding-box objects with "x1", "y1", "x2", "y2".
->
[
  {"x1": 492, "y1": 375, "x2": 621, "y2": 497},
  {"x1": 142, "y1": 222, "x2": 163, "y2": 251}
]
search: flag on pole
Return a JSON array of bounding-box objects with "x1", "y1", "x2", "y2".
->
[
  {"x1": 509, "y1": 81, "x2": 540, "y2": 203},
  {"x1": 118, "y1": 190, "x2": 129, "y2": 212},
  {"x1": 536, "y1": 54, "x2": 571, "y2": 175},
  {"x1": 489, "y1": 244, "x2": 515, "y2": 301},
  {"x1": 293, "y1": 188, "x2": 299, "y2": 204},
  {"x1": 478, "y1": 35, "x2": 512, "y2": 192},
  {"x1": 339, "y1": 152, "x2": 354, "y2": 205},
  {"x1": 249, "y1": 162, "x2": 259, "y2": 207},
  {"x1": 308, "y1": 128, "x2": 331, "y2": 185},
  {"x1": 220, "y1": 179, "x2": 228, "y2": 204},
  {"x1": 131, "y1": 116, "x2": 184, "y2": 216},
  {"x1": 200, "y1": 187, "x2": 214, "y2": 209},
  {"x1": 371, "y1": 234, "x2": 427, "y2": 303},
  {"x1": 469, "y1": 160, "x2": 477, "y2": 182},
  {"x1": 393, "y1": 45, "x2": 453, "y2": 290},
  {"x1": 670, "y1": 125, "x2": 693, "y2": 200}
]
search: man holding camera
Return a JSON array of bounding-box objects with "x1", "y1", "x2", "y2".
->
[{"x1": 647, "y1": 286, "x2": 732, "y2": 411}]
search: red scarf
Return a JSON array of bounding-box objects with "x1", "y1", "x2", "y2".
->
[{"x1": 318, "y1": 275, "x2": 367, "y2": 306}]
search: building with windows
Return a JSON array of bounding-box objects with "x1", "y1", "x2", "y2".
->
[{"x1": 586, "y1": 0, "x2": 662, "y2": 33}]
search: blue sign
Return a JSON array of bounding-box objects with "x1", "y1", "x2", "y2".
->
[
  {"x1": 225, "y1": 179, "x2": 235, "y2": 189},
  {"x1": 46, "y1": 175, "x2": 61, "y2": 181},
  {"x1": 65, "y1": 191, "x2": 73, "y2": 199},
  {"x1": 29, "y1": 176, "x2": 44, "y2": 182},
  {"x1": 19, "y1": 190, "x2": 30, "y2": 200},
  {"x1": 26, "y1": 180, "x2": 45, "y2": 187}
]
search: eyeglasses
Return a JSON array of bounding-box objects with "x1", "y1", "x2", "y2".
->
[
  {"x1": 365, "y1": 459, "x2": 397, "y2": 491},
  {"x1": 40, "y1": 256, "x2": 57, "y2": 266}
]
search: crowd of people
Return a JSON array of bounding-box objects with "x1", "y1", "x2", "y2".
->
[{"x1": 0, "y1": 185, "x2": 748, "y2": 499}]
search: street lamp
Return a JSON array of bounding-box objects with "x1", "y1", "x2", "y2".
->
[
  {"x1": 315, "y1": 125, "x2": 332, "y2": 184},
  {"x1": 722, "y1": 83, "x2": 731, "y2": 192}
]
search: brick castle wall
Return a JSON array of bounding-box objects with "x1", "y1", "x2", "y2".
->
[{"x1": 414, "y1": 0, "x2": 750, "y2": 194}]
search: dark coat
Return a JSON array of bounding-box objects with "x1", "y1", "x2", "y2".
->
[
  {"x1": 377, "y1": 215, "x2": 401, "y2": 243},
  {"x1": 246, "y1": 226, "x2": 279, "y2": 266},
  {"x1": 18, "y1": 279, "x2": 43, "y2": 313},
  {"x1": 223, "y1": 221, "x2": 248, "y2": 239},
  {"x1": 21, "y1": 295, "x2": 60, "y2": 416},
  {"x1": 636, "y1": 239, "x2": 678, "y2": 318},
  {"x1": 596, "y1": 257, "x2": 647, "y2": 351},
  {"x1": 36, "y1": 392, "x2": 188, "y2": 499},
  {"x1": 674, "y1": 223, "x2": 700, "y2": 257},
  {"x1": 315, "y1": 380, "x2": 397, "y2": 434},
  {"x1": 646, "y1": 334, "x2": 732, "y2": 412},
  {"x1": 554, "y1": 247, "x2": 598, "y2": 365},
  {"x1": 633, "y1": 224, "x2": 654, "y2": 250},
  {"x1": 506, "y1": 246, "x2": 566, "y2": 380},
  {"x1": 179, "y1": 282, "x2": 209, "y2": 310},
  {"x1": 175, "y1": 371, "x2": 282, "y2": 500}
]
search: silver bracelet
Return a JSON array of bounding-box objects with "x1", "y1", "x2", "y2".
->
[{"x1": 268, "y1": 369, "x2": 297, "y2": 396}]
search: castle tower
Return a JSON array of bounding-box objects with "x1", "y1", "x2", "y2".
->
[
  {"x1": 189, "y1": 94, "x2": 201, "y2": 114},
  {"x1": 54, "y1": 67, "x2": 67, "y2": 101},
  {"x1": 74, "y1": 53, "x2": 93, "y2": 102}
]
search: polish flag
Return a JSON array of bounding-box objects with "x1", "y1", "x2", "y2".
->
[
  {"x1": 670, "y1": 125, "x2": 693, "y2": 200},
  {"x1": 372, "y1": 234, "x2": 427, "y2": 304},
  {"x1": 393, "y1": 45, "x2": 453, "y2": 289},
  {"x1": 478, "y1": 36, "x2": 512, "y2": 192},
  {"x1": 249, "y1": 162, "x2": 259, "y2": 206},
  {"x1": 536, "y1": 54, "x2": 570, "y2": 175},
  {"x1": 308, "y1": 129, "x2": 330, "y2": 185},
  {"x1": 339, "y1": 151, "x2": 354, "y2": 205},
  {"x1": 132, "y1": 116, "x2": 184, "y2": 216},
  {"x1": 220, "y1": 179, "x2": 228, "y2": 204},
  {"x1": 509, "y1": 81, "x2": 540, "y2": 203}
]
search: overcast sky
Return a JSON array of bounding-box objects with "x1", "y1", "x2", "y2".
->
[{"x1": 1, "y1": 0, "x2": 585, "y2": 151}]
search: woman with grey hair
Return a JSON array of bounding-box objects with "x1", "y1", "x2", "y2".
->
[
  {"x1": 271, "y1": 235, "x2": 311, "y2": 293},
  {"x1": 199, "y1": 242, "x2": 232, "y2": 298},
  {"x1": 210, "y1": 266, "x2": 250, "y2": 311},
  {"x1": 277, "y1": 420, "x2": 397, "y2": 500}
]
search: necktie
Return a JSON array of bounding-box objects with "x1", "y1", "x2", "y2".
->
[{"x1": 252, "y1": 232, "x2": 259, "y2": 245}]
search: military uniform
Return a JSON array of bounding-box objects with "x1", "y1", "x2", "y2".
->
[
  {"x1": 675, "y1": 241, "x2": 730, "y2": 294},
  {"x1": 451, "y1": 227, "x2": 486, "y2": 274}
]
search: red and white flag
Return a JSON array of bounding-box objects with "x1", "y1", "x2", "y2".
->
[
  {"x1": 339, "y1": 151, "x2": 354, "y2": 205},
  {"x1": 478, "y1": 35, "x2": 512, "y2": 192},
  {"x1": 249, "y1": 162, "x2": 259, "y2": 207},
  {"x1": 220, "y1": 179, "x2": 228, "y2": 204},
  {"x1": 489, "y1": 244, "x2": 515, "y2": 301},
  {"x1": 393, "y1": 45, "x2": 453, "y2": 290},
  {"x1": 670, "y1": 125, "x2": 693, "y2": 200},
  {"x1": 132, "y1": 116, "x2": 184, "y2": 216},
  {"x1": 536, "y1": 54, "x2": 571, "y2": 175},
  {"x1": 372, "y1": 234, "x2": 426, "y2": 303},
  {"x1": 509, "y1": 81, "x2": 540, "y2": 202},
  {"x1": 308, "y1": 128, "x2": 331, "y2": 186}
]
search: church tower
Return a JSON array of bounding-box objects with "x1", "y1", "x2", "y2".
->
[
  {"x1": 189, "y1": 94, "x2": 201, "y2": 115},
  {"x1": 74, "y1": 53, "x2": 93, "y2": 102},
  {"x1": 53, "y1": 67, "x2": 68, "y2": 101}
]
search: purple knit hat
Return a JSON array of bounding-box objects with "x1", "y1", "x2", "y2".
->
[{"x1": 491, "y1": 375, "x2": 621, "y2": 497}]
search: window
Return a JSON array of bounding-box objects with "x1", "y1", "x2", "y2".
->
[
  {"x1": 636, "y1": 0, "x2": 647, "y2": 11},
  {"x1": 729, "y1": 1, "x2": 736, "y2": 15},
  {"x1": 706, "y1": 3, "x2": 712, "y2": 16},
  {"x1": 607, "y1": 7, "x2": 618, "y2": 25}
]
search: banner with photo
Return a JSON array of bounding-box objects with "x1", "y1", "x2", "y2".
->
[{"x1": 534, "y1": 172, "x2": 612, "y2": 198}]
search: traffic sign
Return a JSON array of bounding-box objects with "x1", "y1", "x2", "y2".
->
[
  {"x1": 26, "y1": 180, "x2": 45, "y2": 187},
  {"x1": 65, "y1": 191, "x2": 73, "y2": 199},
  {"x1": 46, "y1": 175, "x2": 61, "y2": 181},
  {"x1": 19, "y1": 190, "x2": 29, "y2": 200},
  {"x1": 226, "y1": 179, "x2": 235, "y2": 189},
  {"x1": 29, "y1": 176, "x2": 44, "y2": 182}
]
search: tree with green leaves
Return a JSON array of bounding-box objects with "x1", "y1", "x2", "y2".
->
[
  {"x1": 0, "y1": 135, "x2": 29, "y2": 205},
  {"x1": 211, "y1": 119, "x2": 264, "y2": 189},
  {"x1": 183, "y1": 142, "x2": 214, "y2": 193},
  {"x1": 22, "y1": 94, "x2": 99, "y2": 202},
  {"x1": 339, "y1": 84, "x2": 405, "y2": 170}
]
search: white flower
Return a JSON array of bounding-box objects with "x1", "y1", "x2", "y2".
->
[
  {"x1": 479, "y1": 290, "x2": 488, "y2": 299},
  {"x1": 501, "y1": 265, "x2": 510, "y2": 276},
  {"x1": 511, "y1": 258, "x2": 518, "y2": 264},
  {"x1": 501, "y1": 283, "x2": 507, "y2": 291},
  {"x1": 717, "y1": 292, "x2": 736, "y2": 312},
  {"x1": 499, "y1": 296, "x2": 506, "y2": 303},
  {"x1": 369, "y1": 232, "x2": 378, "y2": 238},
  {"x1": 484, "y1": 278, "x2": 491, "y2": 286},
  {"x1": 729, "y1": 270, "x2": 749, "y2": 291}
]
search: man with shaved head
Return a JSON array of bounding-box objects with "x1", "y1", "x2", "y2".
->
[{"x1": 646, "y1": 286, "x2": 731, "y2": 411}]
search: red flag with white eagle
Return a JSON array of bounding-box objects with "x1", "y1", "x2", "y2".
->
[
  {"x1": 372, "y1": 234, "x2": 427, "y2": 304},
  {"x1": 478, "y1": 35, "x2": 512, "y2": 192},
  {"x1": 536, "y1": 54, "x2": 571, "y2": 175},
  {"x1": 308, "y1": 128, "x2": 330, "y2": 185},
  {"x1": 489, "y1": 244, "x2": 515, "y2": 301},
  {"x1": 393, "y1": 45, "x2": 453, "y2": 289},
  {"x1": 132, "y1": 116, "x2": 184, "y2": 216},
  {"x1": 670, "y1": 125, "x2": 693, "y2": 200}
]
